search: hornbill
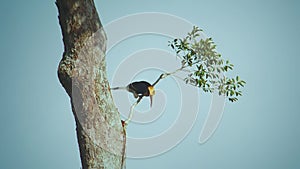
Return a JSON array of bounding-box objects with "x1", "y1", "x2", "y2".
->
[
  {"x1": 110, "y1": 81, "x2": 155, "y2": 107},
  {"x1": 110, "y1": 74, "x2": 166, "y2": 125}
]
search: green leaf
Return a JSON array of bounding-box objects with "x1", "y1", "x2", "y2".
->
[{"x1": 169, "y1": 25, "x2": 245, "y2": 103}]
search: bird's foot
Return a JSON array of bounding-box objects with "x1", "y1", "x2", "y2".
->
[{"x1": 121, "y1": 120, "x2": 128, "y2": 129}]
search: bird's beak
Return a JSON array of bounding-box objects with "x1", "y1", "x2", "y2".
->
[
  {"x1": 150, "y1": 95, "x2": 153, "y2": 107},
  {"x1": 148, "y1": 86, "x2": 155, "y2": 108}
]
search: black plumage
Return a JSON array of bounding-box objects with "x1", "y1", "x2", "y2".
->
[
  {"x1": 111, "y1": 81, "x2": 155, "y2": 107},
  {"x1": 126, "y1": 81, "x2": 152, "y2": 98}
]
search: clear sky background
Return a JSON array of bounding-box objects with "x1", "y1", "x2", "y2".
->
[{"x1": 0, "y1": 0, "x2": 299, "y2": 169}]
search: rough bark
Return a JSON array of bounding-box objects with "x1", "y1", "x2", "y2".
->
[{"x1": 56, "y1": 0, "x2": 125, "y2": 168}]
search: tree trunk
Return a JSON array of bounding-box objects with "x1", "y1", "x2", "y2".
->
[{"x1": 56, "y1": 0, "x2": 125, "y2": 168}]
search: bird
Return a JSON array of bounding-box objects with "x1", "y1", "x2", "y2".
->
[
  {"x1": 111, "y1": 74, "x2": 167, "y2": 125},
  {"x1": 110, "y1": 81, "x2": 156, "y2": 107}
]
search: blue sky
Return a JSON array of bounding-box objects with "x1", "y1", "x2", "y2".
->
[{"x1": 0, "y1": 0, "x2": 299, "y2": 169}]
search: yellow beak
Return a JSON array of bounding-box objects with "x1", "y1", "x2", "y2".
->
[{"x1": 148, "y1": 86, "x2": 155, "y2": 107}]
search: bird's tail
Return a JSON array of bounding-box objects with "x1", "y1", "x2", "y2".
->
[{"x1": 110, "y1": 86, "x2": 127, "y2": 90}]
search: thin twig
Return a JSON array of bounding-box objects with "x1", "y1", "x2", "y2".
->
[
  {"x1": 124, "y1": 97, "x2": 143, "y2": 125},
  {"x1": 125, "y1": 65, "x2": 190, "y2": 125}
]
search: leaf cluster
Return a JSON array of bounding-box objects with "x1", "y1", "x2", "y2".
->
[{"x1": 168, "y1": 26, "x2": 246, "y2": 102}]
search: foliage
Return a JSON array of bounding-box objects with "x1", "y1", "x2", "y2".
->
[{"x1": 168, "y1": 26, "x2": 246, "y2": 102}]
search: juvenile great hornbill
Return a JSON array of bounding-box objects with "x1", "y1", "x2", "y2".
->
[{"x1": 111, "y1": 81, "x2": 156, "y2": 107}]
